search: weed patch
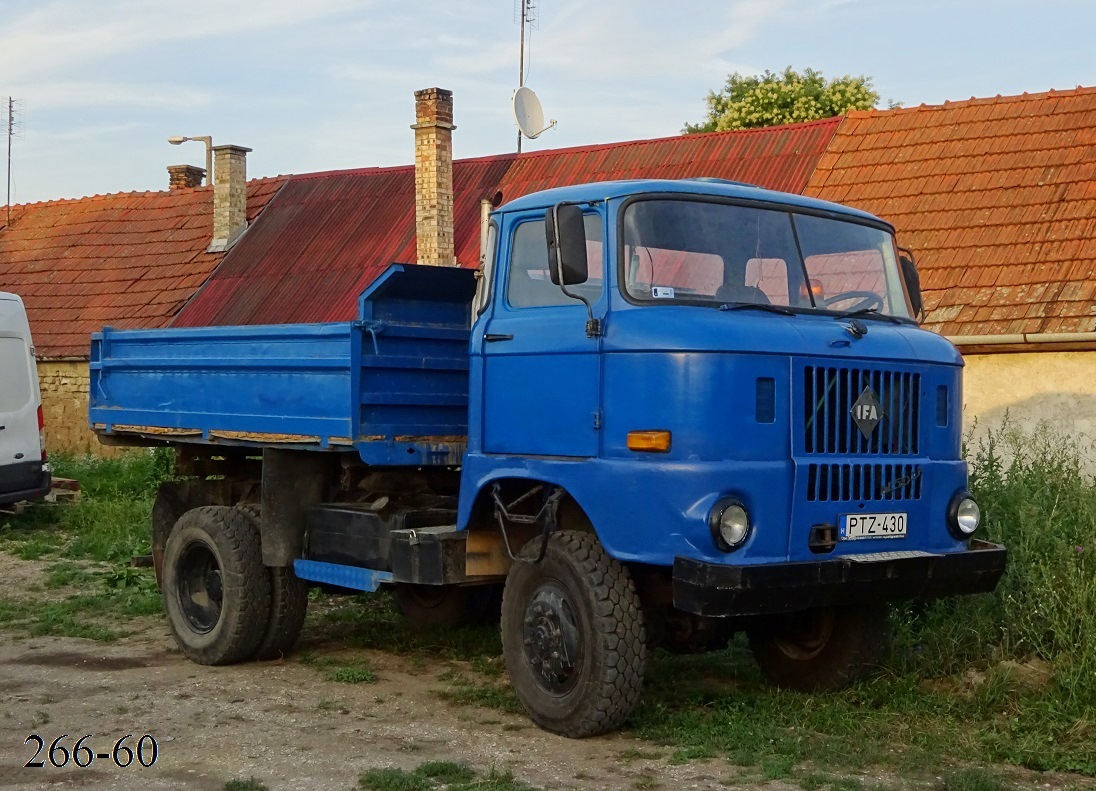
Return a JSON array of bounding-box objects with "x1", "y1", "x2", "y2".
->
[
  {"x1": 330, "y1": 665, "x2": 377, "y2": 684},
  {"x1": 223, "y1": 779, "x2": 269, "y2": 791},
  {"x1": 359, "y1": 763, "x2": 537, "y2": 791},
  {"x1": 433, "y1": 669, "x2": 523, "y2": 715}
]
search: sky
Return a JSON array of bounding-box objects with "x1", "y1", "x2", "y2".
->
[{"x1": 1, "y1": 0, "x2": 1093, "y2": 205}]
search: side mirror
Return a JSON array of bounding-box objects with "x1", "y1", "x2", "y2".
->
[
  {"x1": 545, "y1": 204, "x2": 589, "y2": 286},
  {"x1": 898, "y1": 249, "x2": 923, "y2": 319}
]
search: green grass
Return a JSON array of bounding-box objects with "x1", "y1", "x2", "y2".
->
[
  {"x1": 307, "y1": 590, "x2": 501, "y2": 660},
  {"x1": 0, "y1": 576, "x2": 162, "y2": 641},
  {"x1": 0, "y1": 451, "x2": 169, "y2": 640},
  {"x1": 937, "y1": 768, "x2": 1008, "y2": 791},
  {"x1": 359, "y1": 762, "x2": 537, "y2": 791},
  {"x1": 0, "y1": 449, "x2": 173, "y2": 564},
  {"x1": 330, "y1": 665, "x2": 378, "y2": 684},
  {"x1": 432, "y1": 669, "x2": 523, "y2": 715}
]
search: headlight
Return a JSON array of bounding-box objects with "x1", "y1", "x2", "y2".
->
[
  {"x1": 948, "y1": 490, "x2": 981, "y2": 538},
  {"x1": 709, "y1": 499, "x2": 751, "y2": 552}
]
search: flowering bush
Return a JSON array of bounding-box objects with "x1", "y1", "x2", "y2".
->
[{"x1": 683, "y1": 66, "x2": 880, "y2": 133}]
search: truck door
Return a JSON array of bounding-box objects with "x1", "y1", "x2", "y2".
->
[{"x1": 480, "y1": 211, "x2": 603, "y2": 457}]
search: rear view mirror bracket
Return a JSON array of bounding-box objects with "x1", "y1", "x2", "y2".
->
[{"x1": 546, "y1": 203, "x2": 601, "y2": 337}]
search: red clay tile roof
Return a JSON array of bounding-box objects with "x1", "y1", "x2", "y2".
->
[
  {"x1": 0, "y1": 178, "x2": 285, "y2": 357},
  {"x1": 806, "y1": 87, "x2": 1096, "y2": 337},
  {"x1": 174, "y1": 119, "x2": 842, "y2": 326}
]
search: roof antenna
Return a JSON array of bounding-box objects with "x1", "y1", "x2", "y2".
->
[
  {"x1": 3, "y1": 97, "x2": 25, "y2": 227},
  {"x1": 513, "y1": 0, "x2": 555, "y2": 153}
]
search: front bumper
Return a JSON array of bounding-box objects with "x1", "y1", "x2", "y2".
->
[{"x1": 673, "y1": 539, "x2": 1007, "y2": 617}]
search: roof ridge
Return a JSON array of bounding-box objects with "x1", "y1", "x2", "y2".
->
[
  {"x1": 287, "y1": 116, "x2": 844, "y2": 183},
  {"x1": 10, "y1": 174, "x2": 289, "y2": 210},
  {"x1": 845, "y1": 83, "x2": 1096, "y2": 118},
  {"x1": 289, "y1": 163, "x2": 414, "y2": 182},
  {"x1": 462, "y1": 115, "x2": 844, "y2": 164}
]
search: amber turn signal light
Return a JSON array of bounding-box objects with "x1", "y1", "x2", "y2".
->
[{"x1": 627, "y1": 430, "x2": 672, "y2": 452}]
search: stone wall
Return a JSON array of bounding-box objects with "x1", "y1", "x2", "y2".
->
[{"x1": 37, "y1": 360, "x2": 115, "y2": 457}]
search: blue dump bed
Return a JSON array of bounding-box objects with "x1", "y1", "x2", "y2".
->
[{"x1": 90, "y1": 265, "x2": 477, "y2": 466}]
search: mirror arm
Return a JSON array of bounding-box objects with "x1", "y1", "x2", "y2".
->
[{"x1": 549, "y1": 203, "x2": 602, "y2": 338}]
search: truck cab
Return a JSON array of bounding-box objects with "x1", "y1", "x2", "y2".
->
[
  {"x1": 89, "y1": 178, "x2": 1005, "y2": 739},
  {"x1": 467, "y1": 179, "x2": 996, "y2": 569}
]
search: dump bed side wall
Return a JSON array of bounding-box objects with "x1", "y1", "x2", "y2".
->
[
  {"x1": 90, "y1": 264, "x2": 478, "y2": 464},
  {"x1": 90, "y1": 323, "x2": 355, "y2": 445}
]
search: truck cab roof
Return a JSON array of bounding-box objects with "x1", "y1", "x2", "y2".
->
[{"x1": 498, "y1": 178, "x2": 891, "y2": 230}]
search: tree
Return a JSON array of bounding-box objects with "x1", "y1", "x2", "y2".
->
[{"x1": 683, "y1": 67, "x2": 880, "y2": 134}]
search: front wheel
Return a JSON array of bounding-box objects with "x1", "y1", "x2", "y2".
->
[
  {"x1": 162, "y1": 506, "x2": 271, "y2": 665},
  {"x1": 501, "y1": 531, "x2": 647, "y2": 738},
  {"x1": 748, "y1": 604, "x2": 890, "y2": 691}
]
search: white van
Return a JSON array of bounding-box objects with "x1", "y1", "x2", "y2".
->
[{"x1": 0, "y1": 292, "x2": 50, "y2": 506}]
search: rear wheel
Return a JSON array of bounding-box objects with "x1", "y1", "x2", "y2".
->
[
  {"x1": 237, "y1": 505, "x2": 308, "y2": 660},
  {"x1": 748, "y1": 604, "x2": 890, "y2": 691},
  {"x1": 162, "y1": 506, "x2": 270, "y2": 665},
  {"x1": 501, "y1": 531, "x2": 646, "y2": 738}
]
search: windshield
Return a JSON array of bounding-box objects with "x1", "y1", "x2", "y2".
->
[{"x1": 621, "y1": 198, "x2": 912, "y2": 319}]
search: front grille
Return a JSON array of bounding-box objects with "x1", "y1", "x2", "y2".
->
[
  {"x1": 806, "y1": 462, "x2": 924, "y2": 502},
  {"x1": 803, "y1": 366, "x2": 920, "y2": 455}
]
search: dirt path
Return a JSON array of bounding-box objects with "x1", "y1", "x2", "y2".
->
[{"x1": 0, "y1": 625, "x2": 778, "y2": 791}]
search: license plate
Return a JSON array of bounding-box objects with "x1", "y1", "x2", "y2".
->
[{"x1": 840, "y1": 512, "x2": 907, "y2": 540}]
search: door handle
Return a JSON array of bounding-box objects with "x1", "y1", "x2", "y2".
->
[{"x1": 484, "y1": 333, "x2": 514, "y2": 342}]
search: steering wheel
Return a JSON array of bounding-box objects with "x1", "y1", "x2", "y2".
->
[{"x1": 821, "y1": 291, "x2": 883, "y2": 312}]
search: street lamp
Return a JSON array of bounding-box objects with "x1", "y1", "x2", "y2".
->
[{"x1": 167, "y1": 135, "x2": 214, "y2": 186}]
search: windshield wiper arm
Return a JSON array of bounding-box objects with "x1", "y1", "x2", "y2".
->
[
  {"x1": 719, "y1": 302, "x2": 795, "y2": 316},
  {"x1": 831, "y1": 307, "x2": 904, "y2": 325}
]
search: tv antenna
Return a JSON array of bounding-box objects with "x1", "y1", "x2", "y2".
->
[
  {"x1": 513, "y1": 0, "x2": 555, "y2": 152},
  {"x1": 3, "y1": 97, "x2": 24, "y2": 227}
]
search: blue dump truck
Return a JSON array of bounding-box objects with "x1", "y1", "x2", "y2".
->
[{"x1": 90, "y1": 179, "x2": 1005, "y2": 737}]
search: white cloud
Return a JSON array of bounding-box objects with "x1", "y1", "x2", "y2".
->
[
  {"x1": 16, "y1": 81, "x2": 212, "y2": 111},
  {"x1": 0, "y1": 0, "x2": 375, "y2": 81}
]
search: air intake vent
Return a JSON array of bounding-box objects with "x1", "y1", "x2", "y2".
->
[
  {"x1": 803, "y1": 367, "x2": 920, "y2": 455},
  {"x1": 806, "y1": 462, "x2": 923, "y2": 502}
]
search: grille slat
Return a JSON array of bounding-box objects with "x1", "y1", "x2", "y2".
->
[
  {"x1": 805, "y1": 462, "x2": 924, "y2": 502},
  {"x1": 803, "y1": 365, "x2": 920, "y2": 456}
]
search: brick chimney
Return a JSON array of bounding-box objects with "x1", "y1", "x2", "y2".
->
[
  {"x1": 412, "y1": 88, "x2": 456, "y2": 266},
  {"x1": 167, "y1": 164, "x2": 206, "y2": 190},
  {"x1": 208, "y1": 144, "x2": 252, "y2": 253}
]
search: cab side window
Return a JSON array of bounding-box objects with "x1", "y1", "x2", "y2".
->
[{"x1": 507, "y1": 215, "x2": 603, "y2": 308}]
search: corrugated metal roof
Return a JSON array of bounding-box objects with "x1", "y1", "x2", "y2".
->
[
  {"x1": 0, "y1": 178, "x2": 285, "y2": 357},
  {"x1": 806, "y1": 86, "x2": 1096, "y2": 337},
  {"x1": 175, "y1": 118, "x2": 842, "y2": 326}
]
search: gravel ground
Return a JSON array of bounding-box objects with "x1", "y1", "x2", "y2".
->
[{"x1": 0, "y1": 626, "x2": 790, "y2": 791}]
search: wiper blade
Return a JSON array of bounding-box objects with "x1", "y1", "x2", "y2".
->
[
  {"x1": 718, "y1": 302, "x2": 794, "y2": 316},
  {"x1": 831, "y1": 307, "x2": 904, "y2": 325}
]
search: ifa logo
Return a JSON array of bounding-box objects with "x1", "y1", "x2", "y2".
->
[{"x1": 851, "y1": 386, "x2": 884, "y2": 438}]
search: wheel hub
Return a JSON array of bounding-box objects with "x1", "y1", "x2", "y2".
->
[
  {"x1": 521, "y1": 584, "x2": 582, "y2": 694},
  {"x1": 773, "y1": 607, "x2": 835, "y2": 661},
  {"x1": 177, "y1": 542, "x2": 222, "y2": 634}
]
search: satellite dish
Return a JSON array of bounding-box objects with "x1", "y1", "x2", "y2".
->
[{"x1": 512, "y1": 86, "x2": 557, "y2": 139}]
